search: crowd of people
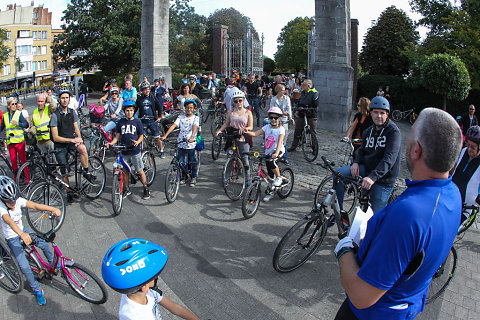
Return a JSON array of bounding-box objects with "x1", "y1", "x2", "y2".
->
[{"x1": 0, "y1": 70, "x2": 477, "y2": 320}]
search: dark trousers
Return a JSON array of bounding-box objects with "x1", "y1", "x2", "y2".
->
[
  {"x1": 290, "y1": 116, "x2": 317, "y2": 149},
  {"x1": 335, "y1": 299, "x2": 359, "y2": 320}
]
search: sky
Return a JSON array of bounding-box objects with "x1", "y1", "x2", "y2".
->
[{"x1": 9, "y1": 0, "x2": 428, "y2": 58}]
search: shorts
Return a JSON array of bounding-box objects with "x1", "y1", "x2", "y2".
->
[
  {"x1": 122, "y1": 152, "x2": 144, "y2": 173},
  {"x1": 54, "y1": 143, "x2": 76, "y2": 175},
  {"x1": 143, "y1": 121, "x2": 160, "y2": 138},
  {"x1": 265, "y1": 151, "x2": 284, "y2": 177}
]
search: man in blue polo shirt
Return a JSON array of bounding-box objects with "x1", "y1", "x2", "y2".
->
[{"x1": 334, "y1": 108, "x2": 462, "y2": 319}]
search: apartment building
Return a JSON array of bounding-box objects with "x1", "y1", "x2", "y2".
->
[{"x1": 0, "y1": 2, "x2": 58, "y2": 88}]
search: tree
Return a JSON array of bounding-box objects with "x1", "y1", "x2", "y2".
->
[
  {"x1": 420, "y1": 53, "x2": 471, "y2": 110},
  {"x1": 0, "y1": 29, "x2": 10, "y2": 69},
  {"x1": 206, "y1": 8, "x2": 258, "y2": 40},
  {"x1": 359, "y1": 6, "x2": 419, "y2": 77},
  {"x1": 263, "y1": 57, "x2": 275, "y2": 74},
  {"x1": 274, "y1": 17, "x2": 311, "y2": 73}
]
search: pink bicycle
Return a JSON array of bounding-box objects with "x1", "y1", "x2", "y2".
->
[{"x1": 22, "y1": 215, "x2": 108, "y2": 304}]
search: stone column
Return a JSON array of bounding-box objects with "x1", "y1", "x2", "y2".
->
[
  {"x1": 212, "y1": 25, "x2": 229, "y2": 75},
  {"x1": 351, "y1": 19, "x2": 359, "y2": 107},
  {"x1": 312, "y1": 0, "x2": 353, "y2": 132},
  {"x1": 139, "y1": 0, "x2": 172, "y2": 87}
]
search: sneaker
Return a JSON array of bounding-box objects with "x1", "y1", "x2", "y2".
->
[
  {"x1": 327, "y1": 215, "x2": 336, "y2": 227},
  {"x1": 82, "y1": 170, "x2": 98, "y2": 186},
  {"x1": 284, "y1": 159, "x2": 290, "y2": 166},
  {"x1": 180, "y1": 178, "x2": 186, "y2": 185},
  {"x1": 142, "y1": 188, "x2": 150, "y2": 200},
  {"x1": 263, "y1": 194, "x2": 273, "y2": 202},
  {"x1": 123, "y1": 188, "x2": 132, "y2": 197},
  {"x1": 33, "y1": 289, "x2": 46, "y2": 306},
  {"x1": 160, "y1": 151, "x2": 165, "y2": 159},
  {"x1": 190, "y1": 177, "x2": 197, "y2": 187},
  {"x1": 273, "y1": 176, "x2": 283, "y2": 187}
]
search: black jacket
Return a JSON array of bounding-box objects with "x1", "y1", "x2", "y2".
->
[
  {"x1": 460, "y1": 113, "x2": 478, "y2": 136},
  {"x1": 136, "y1": 94, "x2": 162, "y2": 121},
  {"x1": 297, "y1": 88, "x2": 319, "y2": 118},
  {"x1": 355, "y1": 119, "x2": 401, "y2": 187}
]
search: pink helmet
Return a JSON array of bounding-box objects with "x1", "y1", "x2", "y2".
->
[{"x1": 267, "y1": 106, "x2": 283, "y2": 116}]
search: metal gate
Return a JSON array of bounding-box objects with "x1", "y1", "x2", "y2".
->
[{"x1": 225, "y1": 23, "x2": 264, "y2": 76}]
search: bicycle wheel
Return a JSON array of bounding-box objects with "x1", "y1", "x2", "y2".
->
[
  {"x1": 458, "y1": 209, "x2": 476, "y2": 235},
  {"x1": 24, "y1": 249, "x2": 44, "y2": 280},
  {"x1": 26, "y1": 182, "x2": 66, "y2": 234},
  {"x1": 165, "y1": 162, "x2": 180, "y2": 203},
  {"x1": 62, "y1": 262, "x2": 108, "y2": 304},
  {"x1": 16, "y1": 161, "x2": 47, "y2": 198},
  {"x1": 211, "y1": 134, "x2": 223, "y2": 160},
  {"x1": 242, "y1": 180, "x2": 261, "y2": 219},
  {"x1": 302, "y1": 131, "x2": 318, "y2": 162},
  {"x1": 277, "y1": 167, "x2": 294, "y2": 199},
  {"x1": 273, "y1": 213, "x2": 328, "y2": 273},
  {"x1": 111, "y1": 171, "x2": 123, "y2": 216},
  {"x1": 391, "y1": 110, "x2": 402, "y2": 122},
  {"x1": 314, "y1": 176, "x2": 358, "y2": 216},
  {"x1": 426, "y1": 247, "x2": 457, "y2": 304},
  {"x1": 142, "y1": 151, "x2": 156, "y2": 187},
  {"x1": 409, "y1": 112, "x2": 417, "y2": 124},
  {"x1": 223, "y1": 156, "x2": 246, "y2": 201},
  {"x1": 211, "y1": 113, "x2": 223, "y2": 136},
  {"x1": 0, "y1": 166, "x2": 7, "y2": 177},
  {"x1": 81, "y1": 156, "x2": 106, "y2": 200},
  {"x1": 0, "y1": 239, "x2": 24, "y2": 293}
]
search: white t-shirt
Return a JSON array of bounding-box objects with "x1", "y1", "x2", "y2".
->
[
  {"x1": 262, "y1": 124, "x2": 285, "y2": 155},
  {"x1": 119, "y1": 289, "x2": 164, "y2": 320},
  {"x1": 0, "y1": 197, "x2": 27, "y2": 240},
  {"x1": 174, "y1": 114, "x2": 199, "y2": 149}
]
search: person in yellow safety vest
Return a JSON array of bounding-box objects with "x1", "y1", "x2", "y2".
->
[
  {"x1": 31, "y1": 94, "x2": 54, "y2": 154},
  {"x1": 0, "y1": 97, "x2": 29, "y2": 180}
]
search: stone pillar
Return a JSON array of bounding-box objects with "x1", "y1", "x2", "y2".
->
[
  {"x1": 312, "y1": 0, "x2": 353, "y2": 132},
  {"x1": 351, "y1": 19, "x2": 359, "y2": 107},
  {"x1": 212, "y1": 25, "x2": 229, "y2": 75},
  {"x1": 139, "y1": 0, "x2": 172, "y2": 87}
]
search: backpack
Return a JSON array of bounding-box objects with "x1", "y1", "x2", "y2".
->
[
  {"x1": 198, "y1": 86, "x2": 212, "y2": 99},
  {"x1": 89, "y1": 103, "x2": 105, "y2": 118}
]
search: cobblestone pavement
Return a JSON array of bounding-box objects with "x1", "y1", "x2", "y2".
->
[{"x1": 0, "y1": 94, "x2": 477, "y2": 319}]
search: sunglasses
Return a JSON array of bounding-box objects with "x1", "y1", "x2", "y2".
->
[
  {"x1": 470, "y1": 108, "x2": 475, "y2": 111},
  {"x1": 233, "y1": 99, "x2": 243, "y2": 103},
  {"x1": 111, "y1": 93, "x2": 119, "y2": 95},
  {"x1": 269, "y1": 116, "x2": 279, "y2": 120}
]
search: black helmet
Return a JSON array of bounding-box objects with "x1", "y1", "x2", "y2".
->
[{"x1": 467, "y1": 125, "x2": 480, "y2": 144}]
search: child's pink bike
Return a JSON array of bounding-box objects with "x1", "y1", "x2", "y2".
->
[{"x1": 21, "y1": 215, "x2": 108, "y2": 304}]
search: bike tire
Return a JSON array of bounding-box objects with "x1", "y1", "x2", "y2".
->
[
  {"x1": 165, "y1": 162, "x2": 180, "y2": 203},
  {"x1": 426, "y1": 247, "x2": 457, "y2": 304},
  {"x1": 242, "y1": 180, "x2": 261, "y2": 219},
  {"x1": 211, "y1": 134, "x2": 223, "y2": 161},
  {"x1": 211, "y1": 113, "x2": 223, "y2": 136},
  {"x1": 273, "y1": 213, "x2": 328, "y2": 273},
  {"x1": 314, "y1": 176, "x2": 358, "y2": 217},
  {"x1": 111, "y1": 171, "x2": 123, "y2": 216},
  {"x1": 142, "y1": 151, "x2": 156, "y2": 187},
  {"x1": 277, "y1": 167, "x2": 294, "y2": 199},
  {"x1": 302, "y1": 131, "x2": 318, "y2": 162},
  {"x1": 0, "y1": 239, "x2": 24, "y2": 293},
  {"x1": 82, "y1": 156, "x2": 106, "y2": 200},
  {"x1": 0, "y1": 166, "x2": 7, "y2": 177},
  {"x1": 223, "y1": 156, "x2": 246, "y2": 201},
  {"x1": 62, "y1": 262, "x2": 108, "y2": 304},
  {"x1": 16, "y1": 161, "x2": 47, "y2": 198},
  {"x1": 24, "y1": 248, "x2": 45, "y2": 280},
  {"x1": 26, "y1": 182, "x2": 66, "y2": 234},
  {"x1": 458, "y1": 209, "x2": 476, "y2": 235},
  {"x1": 392, "y1": 110, "x2": 402, "y2": 122}
]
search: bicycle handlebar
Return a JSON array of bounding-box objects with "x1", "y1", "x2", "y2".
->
[{"x1": 319, "y1": 156, "x2": 362, "y2": 185}]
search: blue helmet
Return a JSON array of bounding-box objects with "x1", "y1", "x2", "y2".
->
[
  {"x1": 102, "y1": 238, "x2": 168, "y2": 294},
  {"x1": 184, "y1": 99, "x2": 197, "y2": 107},
  {"x1": 122, "y1": 99, "x2": 136, "y2": 110},
  {"x1": 370, "y1": 96, "x2": 390, "y2": 112},
  {"x1": 58, "y1": 89, "x2": 71, "y2": 97}
]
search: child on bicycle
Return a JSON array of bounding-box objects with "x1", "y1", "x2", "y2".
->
[
  {"x1": 106, "y1": 100, "x2": 150, "y2": 199},
  {"x1": 245, "y1": 106, "x2": 286, "y2": 202},
  {"x1": 102, "y1": 238, "x2": 200, "y2": 320},
  {"x1": 0, "y1": 175, "x2": 61, "y2": 305},
  {"x1": 160, "y1": 99, "x2": 199, "y2": 186}
]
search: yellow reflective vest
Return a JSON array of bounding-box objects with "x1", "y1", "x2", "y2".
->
[
  {"x1": 32, "y1": 104, "x2": 51, "y2": 141},
  {"x1": 3, "y1": 111, "x2": 24, "y2": 145}
]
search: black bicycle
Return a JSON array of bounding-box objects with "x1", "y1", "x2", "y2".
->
[{"x1": 295, "y1": 107, "x2": 318, "y2": 162}]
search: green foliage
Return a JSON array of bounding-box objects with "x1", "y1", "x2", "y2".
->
[
  {"x1": 274, "y1": 17, "x2": 311, "y2": 73},
  {"x1": 206, "y1": 8, "x2": 258, "y2": 40},
  {"x1": 359, "y1": 6, "x2": 419, "y2": 77},
  {"x1": 0, "y1": 29, "x2": 10, "y2": 69},
  {"x1": 420, "y1": 53, "x2": 471, "y2": 110},
  {"x1": 263, "y1": 57, "x2": 275, "y2": 74},
  {"x1": 409, "y1": 0, "x2": 454, "y2": 35}
]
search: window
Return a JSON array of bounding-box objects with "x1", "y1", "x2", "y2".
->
[
  {"x1": 42, "y1": 60, "x2": 47, "y2": 70},
  {"x1": 41, "y1": 46, "x2": 46, "y2": 55},
  {"x1": 32, "y1": 61, "x2": 37, "y2": 71},
  {"x1": 32, "y1": 46, "x2": 37, "y2": 55},
  {"x1": 3, "y1": 65, "x2": 11, "y2": 75},
  {"x1": 32, "y1": 31, "x2": 37, "y2": 39},
  {"x1": 6, "y1": 31, "x2": 11, "y2": 40},
  {"x1": 18, "y1": 30, "x2": 30, "y2": 38},
  {"x1": 34, "y1": 12, "x2": 38, "y2": 19},
  {"x1": 16, "y1": 45, "x2": 32, "y2": 56},
  {"x1": 42, "y1": 31, "x2": 47, "y2": 39},
  {"x1": 18, "y1": 61, "x2": 32, "y2": 72}
]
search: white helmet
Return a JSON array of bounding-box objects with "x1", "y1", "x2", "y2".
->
[{"x1": 231, "y1": 89, "x2": 245, "y2": 100}]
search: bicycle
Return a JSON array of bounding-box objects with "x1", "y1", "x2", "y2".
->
[
  {"x1": 457, "y1": 196, "x2": 480, "y2": 236},
  {"x1": 86, "y1": 123, "x2": 113, "y2": 163},
  {"x1": 210, "y1": 103, "x2": 227, "y2": 136},
  {"x1": 391, "y1": 107, "x2": 417, "y2": 124},
  {"x1": 0, "y1": 139, "x2": 15, "y2": 177},
  {"x1": 242, "y1": 152, "x2": 294, "y2": 219},
  {"x1": 273, "y1": 156, "x2": 366, "y2": 273},
  {"x1": 425, "y1": 246, "x2": 457, "y2": 304},
  {"x1": 295, "y1": 107, "x2": 318, "y2": 162},
  {"x1": 110, "y1": 145, "x2": 156, "y2": 215},
  {"x1": 21, "y1": 215, "x2": 108, "y2": 304},
  {"x1": 211, "y1": 130, "x2": 225, "y2": 161},
  {"x1": 222, "y1": 130, "x2": 247, "y2": 201},
  {"x1": 341, "y1": 137, "x2": 362, "y2": 166},
  {"x1": 164, "y1": 140, "x2": 201, "y2": 203},
  {"x1": 0, "y1": 238, "x2": 23, "y2": 293},
  {"x1": 140, "y1": 115, "x2": 165, "y2": 155}
]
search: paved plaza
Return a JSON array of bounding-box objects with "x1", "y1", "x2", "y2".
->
[{"x1": 0, "y1": 93, "x2": 478, "y2": 319}]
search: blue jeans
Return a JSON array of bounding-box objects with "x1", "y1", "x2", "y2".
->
[
  {"x1": 335, "y1": 165, "x2": 393, "y2": 213},
  {"x1": 6, "y1": 228, "x2": 54, "y2": 292},
  {"x1": 103, "y1": 120, "x2": 118, "y2": 132},
  {"x1": 247, "y1": 97, "x2": 260, "y2": 126},
  {"x1": 177, "y1": 148, "x2": 197, "y2": 178}
]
